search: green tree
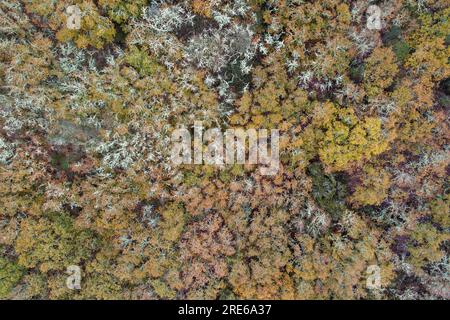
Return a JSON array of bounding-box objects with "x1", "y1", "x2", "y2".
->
[
  {"x1": 0, "y1": 257, "x2": 24, "y2": 298},
  {"x1": 15, "y1": 213, "x2": 98, "y2": 272}
]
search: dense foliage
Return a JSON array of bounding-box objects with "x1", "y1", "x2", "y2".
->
[{"x1": 0, "y1": 0, "x2": 449, "y2": 300}]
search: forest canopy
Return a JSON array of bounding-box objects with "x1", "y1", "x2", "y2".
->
[{"x1": 0, "y1": 0, "x2": 449, "y2": 300}]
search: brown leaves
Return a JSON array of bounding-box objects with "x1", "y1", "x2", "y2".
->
[{"x1": 179, "y1": 214, "x2": 235, "y2": 294}]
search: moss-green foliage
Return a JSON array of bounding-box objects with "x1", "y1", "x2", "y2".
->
[
  {"x1": 25, "y1": 0, "x2": 116, "y2": 49},
  {"x1": 408, "y1": 223, "x2": 449, "y2": 269},
  {"x1": 405, "y1": 195, "x2": 450, "y2": 270},
  {"x1": 15, "y1": 213, "x2": 99, "y2": 272},
  {"x1": 125, "y1": 46, "x2": 163, "y2": 77},
  {"x1": 0, "y1": 257, "x2": 24, "y2": 298},
  {"x1": 302, "y1": 102, "x2": 389, "y2": 172},
  {"x1": 364, "y1": 47, "x2": 399, "y2": 97},
  {"x1": 393, "y1": 41, "x2": 411, "y2": 63},
  {"x1": 50, "y1": 152, "x2": 70, "y2": 171},
  {"x1": 383, "y1": 26, "x2": 411, "y2": 63},
  {"x1": 99, "y1": 0, "x2": 147, "y2": 25},
  {"x1": 159, "y1": 202, "x2": 186, "y2": 242},
  {"x1": 1, "y1": 0, "x2": 449, "y2": 300},
  {"x1": 429, "y1": 196, "x2": 450, "y2": 228},
  {"x1": 56, "y1": 2, "x2": 116, "y2": 49},
  {"x1": 150, "y1": 279, "x2": 177, "y2": 299}
]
